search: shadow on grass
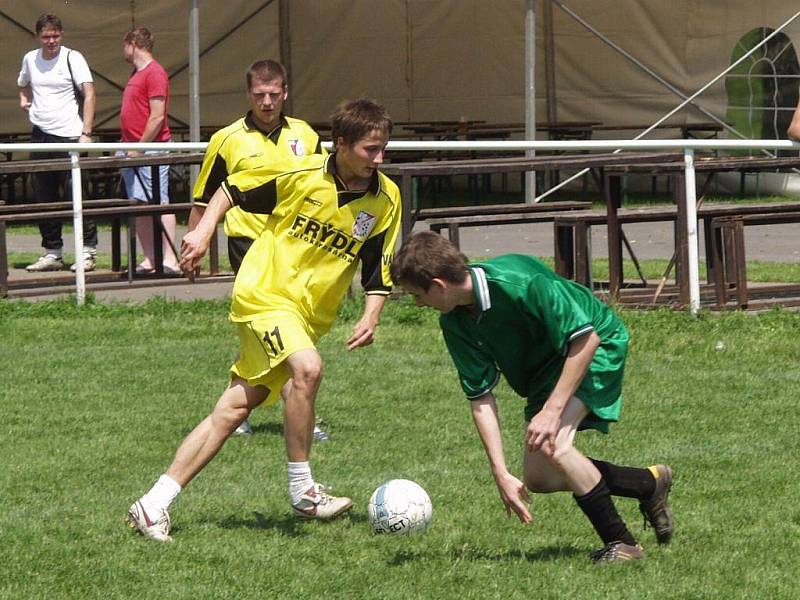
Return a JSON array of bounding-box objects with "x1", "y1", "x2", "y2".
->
[
  {"x1": 250, "y1": 422, "x2": 283, "y2": 436},
  {"x1": 218, "y1": 508, "x2": 366, "y2": 536},
  {"x1": 388, "y1": 544, "x2": 586, "y2": 566}
]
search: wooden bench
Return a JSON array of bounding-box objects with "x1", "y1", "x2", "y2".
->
[
  {"x1": 710, "y1": 211, "x2": 800, "y2": 309},
  {"x1": 0, "y1": 202, "x2": 218, "y2": 297},
  {"x1": 421, "y1": 200, "x2": 591, "y2": 249},
  {"x1": 554, "y1": 202, "x2": 800, "y2": 290}
]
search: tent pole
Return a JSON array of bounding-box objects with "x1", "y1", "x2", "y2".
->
[
  {"x1": 279, "y1": 0, "x2": 292, "y2": 114},
  {"x1": 524, "y1": 0, "x2": 536, "y2": 203},
  {"x1": 189, "y1": 0, "x2": 200, "y2": 187},
  {"x1": 543, "y1": 0, "x2": 557, "y2": 125}
]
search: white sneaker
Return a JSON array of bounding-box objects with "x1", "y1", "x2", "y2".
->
[
  {"x1": 26, "y1": 254, "x2": 64, "y2": 272},
  {"x1": 70, "y1": 254, "x2": 96, "y2": 272},
  {"x1": 127, "y1": 500, "x2": 172, "y2": 542},
  {"x1": 234, "y1": 419, "x2": 252, "y2": 436},
  {"x1": 313, "y1": 425, "x2": 330, "y2": 442},
  {"x1": 292, "y1": 483, "x2": 352, "y2": 521}
]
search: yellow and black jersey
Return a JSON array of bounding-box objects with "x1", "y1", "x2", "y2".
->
[
  {"x1": 221, "y1": 153, "x2": 402, "y2": 332},
  {"x1": 192, "y1": 112, "x2": 323, "y2": 240}
]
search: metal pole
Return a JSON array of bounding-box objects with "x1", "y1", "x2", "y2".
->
[
  {"x1": 684, "y1": 149, "x2": 700, "y2": 314},
  {"x1": 543, "y1": 0, "x2": 557, "y2": 125},
  {"x1": 70, "y1": 151, "x2": 85, "y2": 306},
  {"x1": 279, "y1": 0, "x2": 292, "y2": 114},
  {"x1": 189, "y1": 0, "x2": 200, "y2": 188},
  {"x1": 524, "y1": 0, "x2": 536, "y2": 203}
]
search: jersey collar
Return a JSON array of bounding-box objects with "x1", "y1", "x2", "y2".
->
[
  {"x1": 324, "y1": 152, "x2": 381, "y2": 206},
  {"x1": 468, "y1": 266, "x2": 492, "y2": 313},
  {"x1": 244, "y1": 111, "x2": 288, "y2": 143}
]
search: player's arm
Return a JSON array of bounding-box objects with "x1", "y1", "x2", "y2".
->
[
  {"x1": 471, "y1": 393, "x2": 532, "y2": 524},
  {"x1": 180, "y1": 185, "x2": 233, "y2": 275},
  {"x1": 526, "y1": 330, "x2": 600, "y2": 455},
  {"x1": 788, "y1": 98, "x2": 800, "y2": 141},
  {"x1": 19, "y1": 85, "x2": 32, "y2": 111},
  {"x1": 347, "y1": 293, "x2": 386, "y2": 351}
]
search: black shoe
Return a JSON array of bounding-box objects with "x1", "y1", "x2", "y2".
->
[
  {"x1": 590, "y1": 541, "x2": 644, "y2": 564},
  {"x1": 639, "y1": 464, "x2": 674, "y2": 544}
]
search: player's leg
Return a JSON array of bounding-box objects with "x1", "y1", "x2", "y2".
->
[
  {"x1": 127, "y1": 377, "x2": 269, "y2": 541},
  {"x1": 522, "y1": 395, "x2": 642, "y2": 563},
  {"x1": 228, "y1": 235, "x2": 256, "y2": 434},
  {"x1": 589, "y1": 459, "x2": 673, "y2": 544},
  {"x1": 282, "y1": 348, "x2": 351, "y2": 520}
]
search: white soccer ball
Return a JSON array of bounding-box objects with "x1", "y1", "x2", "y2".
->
[{"x1": 368, "y1": 479, "x2": 433, "y2": 536}]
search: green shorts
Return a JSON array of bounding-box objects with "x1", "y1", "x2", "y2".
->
[
  {"x1": 230, "y1": 309, "x2": 320, "y2": 403},
  {"x1": 524, "y1": 326, "x2": 629, "y2": 433}
]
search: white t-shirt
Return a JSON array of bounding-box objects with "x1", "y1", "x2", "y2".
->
[{"x1": 17, "y1": 46, "x2": 93, "y2": 138}]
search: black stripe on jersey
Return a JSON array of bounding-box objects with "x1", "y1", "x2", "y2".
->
[
  {"x1": 228, "y1": 179, "x2": 278, "y2": 214},
  {"x1": 359, "y1": 230, "x2": 390, "y2": 293},
  {"x1": 200, "y1": 154, "x2": 230, "y2": 203}
]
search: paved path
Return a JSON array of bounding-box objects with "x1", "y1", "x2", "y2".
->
[{"x1": 5, "y1": 217, "x2": 798, "y2": 302}]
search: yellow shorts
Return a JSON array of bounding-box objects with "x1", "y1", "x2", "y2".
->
[{"x1": 230, "y1": 310, "x2": 318, "y2": 404}]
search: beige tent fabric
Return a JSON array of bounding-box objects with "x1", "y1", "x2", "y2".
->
[{"x1": 2, "y1": 0, "x2": 799, "y2": 139}]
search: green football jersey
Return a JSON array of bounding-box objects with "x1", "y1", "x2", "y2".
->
[{"x1": 440, "y1": 254, "x2": 628, "y2": 431}]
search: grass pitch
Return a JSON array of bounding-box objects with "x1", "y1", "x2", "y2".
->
[{"x1": 1, "y1": 296, "x2": 799, "y2": 599}]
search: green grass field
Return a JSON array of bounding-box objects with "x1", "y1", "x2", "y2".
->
[{"x1": 1, "y1": 296, "x2": 799, "y2": 599}]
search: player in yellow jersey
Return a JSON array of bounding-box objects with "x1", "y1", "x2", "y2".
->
[
  {"x1": 189, "y1": 59, "x2": 326, "y2": 437},
  {"x1": 127, "y1": 98, "x2": 401, "y2": 541}
]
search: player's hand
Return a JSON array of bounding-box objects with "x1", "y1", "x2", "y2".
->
[
  {"x1": 180, "y1": 229, "x2": 209, "y2": 281},
  {"x1": 346, "y1": 316, "x2": 377, "y2": 351},
  {"x1": 526, "y1": 408, "x2": 560, "y2": 456},
  {"x1": 494, "y1": 471, "x2": 532, "y2": 524}
]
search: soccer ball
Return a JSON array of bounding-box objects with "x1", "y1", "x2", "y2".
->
[{"x1": 368, "y1": 479, "x2": 432, "y2": 536}]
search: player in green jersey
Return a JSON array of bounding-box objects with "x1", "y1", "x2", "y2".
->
[
  {"x1": 127, "y1": 99, "x2": 401, "y2": 542},
  {"x1": 391, "y1": 231, "x2": 674, "y2": 563}
]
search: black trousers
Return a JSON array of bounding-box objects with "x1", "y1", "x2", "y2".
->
[{"x1": 30, "y1": 126, "x2": 98, "y2": 252}]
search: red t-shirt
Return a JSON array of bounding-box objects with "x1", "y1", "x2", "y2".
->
[{"x1": 120, "y1": 60, "x2": 171, "y2": 142}]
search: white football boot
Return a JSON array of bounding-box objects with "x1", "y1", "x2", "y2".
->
[
  {"x1": 127, "y1": 500, "x2": 172, "y2": 542},
  {"x1": 291, "y1": 483, "x2": 352, "y2": 521}
]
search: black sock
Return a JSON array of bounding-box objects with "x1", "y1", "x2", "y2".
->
[
  {"x1": 575, "y1": 479, "x2": 637, "y2": 546},
  {"x1": 590, "y1": 458, "x2": 656, "y2": 500}
]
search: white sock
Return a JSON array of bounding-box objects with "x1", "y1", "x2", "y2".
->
[
  {"x1": 140, "y1": 474, "x2": 182, "y2": 513},
  {"x1": 83, "y1": 246, "x2": 96, "y2": 257},
  {"x1": 45, "y1": 250, "x2": 63, "y2": 259},
  {"x1": 288, "y1": 461, "x2": 314, "y2": 504}
]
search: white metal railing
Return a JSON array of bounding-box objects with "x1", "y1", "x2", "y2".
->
[{"x1": 2, "y1": 138, "x2": 799, "y2": 310}]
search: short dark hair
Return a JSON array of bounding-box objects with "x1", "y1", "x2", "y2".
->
[
  {"x1": 124, "y1": 27, "x2": 155, "y2": 52},
  {"x1": 246, "y1": 59, "x2": 288, "y2": 90},
  {"x1": 390, "y1": 231, "x2": 470, "y2": 290},
  {"x1": 35, "y1": 14, "x2": 62, "y2": 34},
  {"x1": 330, "y1": 98, "x2": 392, "y2": 148}
]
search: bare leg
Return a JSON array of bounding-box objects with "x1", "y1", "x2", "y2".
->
[
  {"x1": 165, "y1": 376, "x2": 268, "y2": 487},
  {"x1": 282, "y1": 349, "x2": 323, "y2": 462},
  {"x1": 135, "y1": 215, "x2": 180, "y2": 270},
  {"x1": 523, "y1": 395, "x2": 601, "y2": 496}
]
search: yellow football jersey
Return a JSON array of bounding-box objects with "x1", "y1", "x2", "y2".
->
[
  {"x1": 222, "y1": 153, "x2": 402, "y2": 332},
  {"x1": 193, "y1": 112, "x2": 323, "y2": 240}
]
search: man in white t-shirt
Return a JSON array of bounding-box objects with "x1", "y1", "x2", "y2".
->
[{"x1": 17, "y1": 13, "x2": 98, "y2": 272}]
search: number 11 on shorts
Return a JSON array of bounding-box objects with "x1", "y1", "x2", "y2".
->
[{"x1": 263, "y1": 326, "x2": 284, "y2": 356}]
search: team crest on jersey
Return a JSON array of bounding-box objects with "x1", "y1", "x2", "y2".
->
[
  {"x1": 288, "y1": 139, "x2": 306, "y2": 156},
  {"x1": 352, "y1": 211, "x2": 377, "y2": 240}
]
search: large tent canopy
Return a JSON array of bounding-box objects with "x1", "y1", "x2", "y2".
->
[{"x1": 2, "y1": 1, "x2": 799, "y2": 140}]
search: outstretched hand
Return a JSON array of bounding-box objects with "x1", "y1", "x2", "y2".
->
[
  {"x1": 180, "y1": 229, "x2": 210, "y2": 282},
  {"x1": 494, "y1": 471, "x2": 532, "y2": 524},
  {"x1": 346, "y1": 316, "x2": 377, "y2": 351}
]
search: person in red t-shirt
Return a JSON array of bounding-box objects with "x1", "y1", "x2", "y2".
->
[{"x1": 120, "y1": 27, "x2": 179, "y2": 274}]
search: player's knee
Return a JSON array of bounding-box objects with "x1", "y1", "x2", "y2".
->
[{"x1": 290, "y1": 357, "x2": 324, "y2": 391}]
